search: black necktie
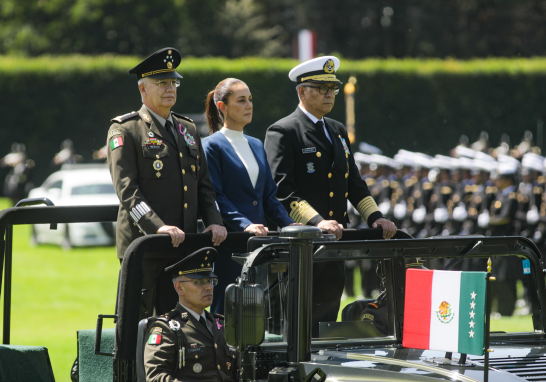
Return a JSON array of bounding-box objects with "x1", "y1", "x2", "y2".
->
[
  {"x1": 199, "y1": 316, "x2": 208, "y2": 331},
  {"x1": 165, "y1": 120, "x2": 176, "y2": 142},
  {"x1": 316, "y1": 120, "x2": 330, "y2": 144}
]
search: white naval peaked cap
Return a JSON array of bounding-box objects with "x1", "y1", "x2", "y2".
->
[
  {"x1": 433, "y1": 155, "x2": 452, "y2": 170},
  {"x1": 498, "y1": 161, "x2": 519, "y2": 176},
  {"x1": 454, "y1": 145, "x2": 477, "y2": 158},
  {"x1": 522, "y1": 152, "x2": 545, "y2": 172},
  {"x1": 289, "y1": 56, "x2": 342, "y2": 84}
]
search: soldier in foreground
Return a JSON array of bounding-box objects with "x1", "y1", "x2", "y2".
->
[
  {"x1": 107, "y1": 47, "x2": 226, "y2": 317},
  {"x1": 144, "y1": 248, "x2": 236, "y2": 382},
  {"x1": 264, "y1": 56, "x2": 396, "y2": 337}
]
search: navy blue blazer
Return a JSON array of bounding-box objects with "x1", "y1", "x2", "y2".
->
[{"x1": 202, "y1": 131, "x2": 293, "y2": 231}]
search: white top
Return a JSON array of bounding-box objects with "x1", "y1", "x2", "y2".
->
[
  {"x1": 298, "y1": 104, "x2": 332, "y2": 143},
  {"x1": 220, "y1": 127, "x2": 259, "y2": 188}
]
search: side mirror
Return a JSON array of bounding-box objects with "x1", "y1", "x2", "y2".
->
[{"x1": 224, "y1": 277, "x2": 265, "y2": 348}]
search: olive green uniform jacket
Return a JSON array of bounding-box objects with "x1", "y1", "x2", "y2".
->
[
  {"x1": 144, "y1": 303, "x2": 237, "y2": 382},
  {"x1": 107, "y1": 105, "x2": 223, "y2": 259}
]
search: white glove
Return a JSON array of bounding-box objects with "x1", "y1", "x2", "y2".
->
[
  {"x1": 394, "y1": 202, "x2": 407, "y2": 220},
  {"x1": 527, "y1": 206, "x2": 539, "y2": 225},
  {"x1": 412, "y1": 205, "x2": 426, "y2": 224},
  {"x1": 478, "y1": 211, "x2": 490, "y2": 228},
  {"x1": 453, "y1": 203, "x2": 468, "y2": 222},
  {"x1": 434, "y1": 207, "x2": 448, "y2": 223}
]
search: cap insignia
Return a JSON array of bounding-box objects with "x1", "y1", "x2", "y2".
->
[
  {"x1": 204, "y1": 256, "x2": 208, "y2": 260},
  {"x1": 324, "y1": 59, "x2": 335, "y2": 74},
  {"x1": 201, "y1": 263, "x2": 204, "y2": 267},
  {"x1": 165, "y1": 54, "x2": 174, "y2": 69},
  {"x1": 168, "y1": 49, "x2": 172, "y2": 55}
]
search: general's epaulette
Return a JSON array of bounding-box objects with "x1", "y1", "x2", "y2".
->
[
  {"x1": 172, "y1": 112, "x2": 194, "y2": 123},
  {"x1": 111, "y1": 111, "x2": 138, "y2": 123}
]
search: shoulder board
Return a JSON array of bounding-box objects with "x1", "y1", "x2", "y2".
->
[
  {"x1": 111, "y1": 111, "x2": 138, "y2": 123},
  {"x1": 212, "y1": 313, "x2": 224, "y2": 320},
  {"x1": 441, "y1": 186, "x2": 452, "y2": 195},
  {"x1": 405, "y1": 178, "x2": 416, "y2": 187},
  {"x1": 509, "y1": 192, "x2": 516, "y2": 199},
  {"x1": 166, "y1": 309, "x2": 180, "y2": 320},
  {"x1": 172, "y1": 112, "x2": 194, "y2": 123}
]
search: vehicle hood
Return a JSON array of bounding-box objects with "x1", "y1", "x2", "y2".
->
[{"x1": 305, "y1": 343, "x2": 546, "y2": 381}]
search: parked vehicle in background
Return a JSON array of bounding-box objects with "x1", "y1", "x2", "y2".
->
[{"x1": 28, "y1": 164, "x2": 118, "y2": 249}]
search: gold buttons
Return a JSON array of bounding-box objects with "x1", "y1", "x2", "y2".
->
[
  {"x1": 197, "y1": 155, "x2": 199, "y2": 160},
  {"x1": 328, "y1": 173, "x2": 332, "y2": 178},
  {"x1": 139, "y1": 230, "x2": 142, "y2": 233},
  {"x1": 218, "y1": 365, "x2": 221, "y2": 370},
  {"x1": 191, "y1": 165, "x2": 196, "y2": 172},
  {"x1": 329, "y1": 211, "x2": 333, "y2": 216},
  {"x1": 345, "y1": 192, "x2": 348, "y2": 197},
  {"x1": 195, "y1": 355, "x2": 198, "y2": 359},
  {"x1": 184, "y1": 186, "x2": 188, "y2": 191},
  {"x1": 253, "y1": 201, "x2": 257, "y2": 206},
  {"x1": 179, "y1": 152, "x2": 183, "y2": 158},
  {"x1": 214, "y1": 344, "x2": 218, "y2": 349},
  {"x1": 156, "y1": 155, "x2": 159, "y2": 159},
  {"x1": 345, "y1": 173, "x2": 348, "y2": 178},
  {"x1": 344, "y1": 212, "x2": 347, "y2": 216},
  {"x1": 329, "y1": 192, "x2": 333, "y2": 197},
  {"x1": 184, "y1": 203, "x2": 188, "y2": 209},
  {"x1": 316, "y1": 152, "x2": 321, "y2": 158},
  {"x1": 182, "y1": 169, "x2": 185, "y2": 174}
]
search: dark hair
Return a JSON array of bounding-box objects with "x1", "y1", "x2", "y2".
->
[{"x1": 205, "y1": 78, "x2": 246, "y2": 135}]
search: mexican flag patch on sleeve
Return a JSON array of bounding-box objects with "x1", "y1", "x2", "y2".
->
[
  {"x1": 110, "y1": 136, "x2": 124, "y2": 150},
  {"x1": 148, "y1": 334, "x2": 162, "y2": 345}
]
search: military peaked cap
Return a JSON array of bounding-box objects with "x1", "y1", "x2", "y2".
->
[
  {"x1": 166, "y1": 247, "x2": 218, "y2": 279},
  {"x1": 128, "y1": 47, "x2": 183, "y2": 80}
]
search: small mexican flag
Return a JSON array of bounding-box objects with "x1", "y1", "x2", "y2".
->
[
  {"x1": 110, "y1": 136, "x2": 123, "y2": 150},
  {"x1": 403, "y1": 269, "x2": 487, "y2": 356},
  {"x1": 148, "y1": 334, "x2": 161, "y2": 345}
]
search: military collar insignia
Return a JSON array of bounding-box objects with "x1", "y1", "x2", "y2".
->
[
  {"x1": 180, "y1": 312, "x2": 189, "y2": 320},
  {"x1": 180, "y1": 124, "x2": 197, "y2": 147},
  {"x1": 216, "y1": 317, "x2": 223, "y2": 330},
  {"x1": 141, "y1": 113, "x2": 151, "y2": 123}
]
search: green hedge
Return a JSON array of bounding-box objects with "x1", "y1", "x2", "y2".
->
[{"x1": 1, "y1": 55, "x2": 546, "y2": 186}]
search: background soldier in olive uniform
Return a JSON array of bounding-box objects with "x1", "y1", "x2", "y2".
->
[
  {"x1": 144, "y1": 248, "x2": 236, "y2": 382},
  {"x1": 264, "y1": 56, "x2": 396, "y2": 337},
  {"x1": 107, "y1": 47, "x2": 226, "y2": 318}
]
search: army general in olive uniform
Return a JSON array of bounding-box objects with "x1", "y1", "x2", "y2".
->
[
  {"x1": 264, "y1": 56, "x2": 397, "y2": 337},
  {"x1": 107, "y1": 47, "x2": 226, "y2": 317},
  {"x1": 144, "y1": 248, "x2": 236, "y2": 382}
]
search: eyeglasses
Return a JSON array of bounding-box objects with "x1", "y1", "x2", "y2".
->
[
  {"x1": 152, "y1": 79, "x2": 180, "y2": 88},
  {"x1": 180, "y1": 278, "x2": 218, "y2": 286},
  {"x1": 302, "y1": 85, "x2": 340, "y2": 95}
]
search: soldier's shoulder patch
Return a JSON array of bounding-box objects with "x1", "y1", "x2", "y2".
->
[
  {"x1": 147, "y1": 333, "x2": 162, "y2": 345},
  {"x1": 150, "y1": 326, "x2": 162, "y2": 334},
  {"x1": 111, "y1": 111, "x2": 138, "y2": 123},
  {"x1": 108, "y1": 128, "x2": 122, "y2": 139},
  {"x1": 172, "y1": 112, "x2": 194, "y2": 123}
]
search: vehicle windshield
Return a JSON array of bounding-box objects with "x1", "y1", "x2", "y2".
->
[
  {"x1": 70, "y1": 184, "x2": 115, "y2": 196},
  {"x1": 257, "y1": 247, "x2": 538, "y2": 345}
]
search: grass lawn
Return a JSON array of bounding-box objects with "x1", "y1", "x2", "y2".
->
[
  {"x1": 0, "y1": 198, "x2": 119, "y2": 382},
  {"x1": 0, "y1": 198, "x2": 535, "y2": 381}
]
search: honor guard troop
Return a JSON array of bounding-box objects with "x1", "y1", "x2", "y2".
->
[{"x1": 348, "y1": 137, "x2": 545, "y2": 316}]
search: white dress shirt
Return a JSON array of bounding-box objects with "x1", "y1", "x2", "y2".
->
[{"x1": 220, "y1": 127, "x2": 259, "y2": 188}]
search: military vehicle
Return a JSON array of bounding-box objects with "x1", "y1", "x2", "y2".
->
[{"x1": 1, "y1": 202, "x2": 545, "y2": 382}]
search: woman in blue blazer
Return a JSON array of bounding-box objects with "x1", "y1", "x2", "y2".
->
[{"x1": 202, "y1": 78, "x2": 297, "y2": 314}]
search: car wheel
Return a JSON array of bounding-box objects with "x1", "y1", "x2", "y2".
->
[
  {"x1": 30, "y1": 225, "x2": 38, "y2": 247},
  {"x1": 62, "y1": 226, "x2": 72, "y2": 250}
]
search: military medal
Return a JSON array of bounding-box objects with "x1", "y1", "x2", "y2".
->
[
  {"x1": 180, "y1": 124, "x2": 197, "y2": 147},
  {"x1": 340, "y1": 136, "x2": 350, "y2": 156},
  {"x1": 148, "y1": 132, "x2": 154, "y2": 137},
  {"x1": 153, "y1": 159, "x2": 163, "y2": 178},
  {"x1": 193, "y1": 363, "x2": 202, "y2": 373}
]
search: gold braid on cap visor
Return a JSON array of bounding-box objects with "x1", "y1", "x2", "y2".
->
[
  {"x1": 356, "y1": 196, "x2": 380, "y2": 222},
  {"x1": 141, "y1": 68, "x2": 176, "y2": 78},
  {"x1": 301, "y1": 74, "x2": 339, "y2": 83},
  {"x1": 179, "y1": 268, "x2": 213, "y2": 275},
  {"x1": 289, "y1": 200, "x2": 320, "y2": 225}
]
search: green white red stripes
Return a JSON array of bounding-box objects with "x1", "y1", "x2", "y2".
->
[
  {"x1": 403, "y1": 269, "x2": 486, "y2": 356},
  {"x1": 110, "y1": 136, "x2": 123, "y2": 150}
]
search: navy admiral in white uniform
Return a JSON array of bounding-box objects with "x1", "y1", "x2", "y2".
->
[{"x1": 264, "y1": 56, "x2": 397, "y2": 336}]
